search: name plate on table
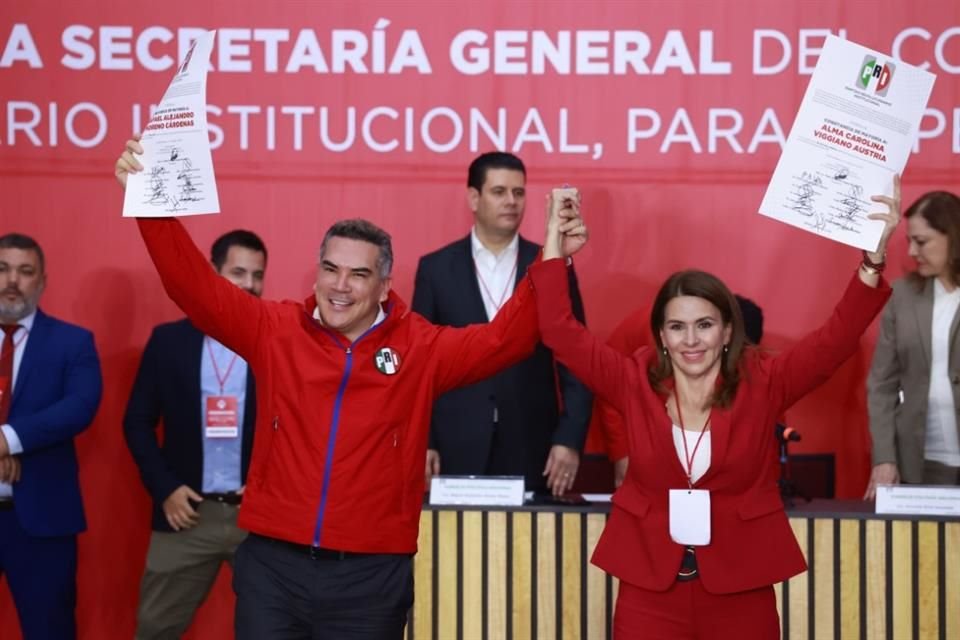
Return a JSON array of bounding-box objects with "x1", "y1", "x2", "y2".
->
[
  {"x1": 875, "y1": 485, "x2": 960, "y2": 517},
  {"x1": 429, "y1": 476, "x2": 524, "y2": 507}
]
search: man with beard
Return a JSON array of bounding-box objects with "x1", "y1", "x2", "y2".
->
[
  {"x1": 0, "y1": 233, "x2": 102, "y2": 640},
  {"x1": 123, "y1": 230, "x2": 267, "y2": 639}
]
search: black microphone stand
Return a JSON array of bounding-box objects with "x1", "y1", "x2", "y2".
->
[{"x1": 777, "y1": 424, "x2": 810, "y2": 507}]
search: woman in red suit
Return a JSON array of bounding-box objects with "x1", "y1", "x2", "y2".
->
[{"x1": 528, "y1": 180, "x2": 901, "y2": 639}]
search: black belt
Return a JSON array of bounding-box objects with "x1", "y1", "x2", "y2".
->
[
  {"x1": 251, "y1": 533, "x2": 368, "y2": 561},
  {"x1": 202, "y1": 492, "x2": 242, "y2": 505},
  {"x1": 0, "y1": 499, "x2": 14, "y2": 511},
  {"x1": 677, "y1": 546, "x2": 699, "y2": 581}
]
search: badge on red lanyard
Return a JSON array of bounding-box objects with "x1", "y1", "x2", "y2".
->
[
  {"x1": 205, "y1": 341, "x2": 240, "y2": 438},
  {"x1": 206, "y1": 396, "x2": 239, "y2": 438},
  {"x1": 668, "y1": 387, "x2": 712, "y2": 546}
]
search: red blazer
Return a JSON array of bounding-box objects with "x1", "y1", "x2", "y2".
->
[
  {"x1": 583, "y1": 304, "x2": 650, "y2": 460},
  {"x1": 529, "y1": 259, "x2": 890, "y2": 594}
]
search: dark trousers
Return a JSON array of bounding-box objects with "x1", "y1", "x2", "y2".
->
[
  {"x1": 233, "y1": 533, "x2": 413, "y2": 640},
  {"x1": 486, "y1": 422, "x2": 548, "y2": 493},
  {"x1": 0, "y1": 509, "x2": 77, "y2": 640}
]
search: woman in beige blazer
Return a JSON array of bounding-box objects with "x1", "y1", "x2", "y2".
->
[{"x1": 866, "y1": 191, "x2": 960, "y2": 499}]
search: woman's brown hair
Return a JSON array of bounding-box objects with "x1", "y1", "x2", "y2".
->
[
  {"x1": 905, "y1": 191, "x2": 960, "y2": 288},
  {"x1": 648, "y1": 270, "x2": 747, "y2": 408}
]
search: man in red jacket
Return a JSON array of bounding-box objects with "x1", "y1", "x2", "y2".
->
[{"x1": 115, "y1": 138, "x2": 588, "y2": 640}]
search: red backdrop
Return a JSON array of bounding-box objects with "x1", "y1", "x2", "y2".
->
[{"x1": 2, "y1": 1, "x2": 959, "y2": 637}]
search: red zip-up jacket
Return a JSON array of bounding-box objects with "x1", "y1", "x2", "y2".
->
[{"x1": 137, "y1": 218, "x2": 540, "y2": 553}]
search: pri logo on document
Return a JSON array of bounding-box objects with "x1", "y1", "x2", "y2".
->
[{"x1": 855, "y1": 55, "x2": 895, "y2": 96}]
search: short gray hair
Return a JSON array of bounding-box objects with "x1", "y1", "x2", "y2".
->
[{"x1": 318, "y1": 219, "x2": 393, "y2": 279}]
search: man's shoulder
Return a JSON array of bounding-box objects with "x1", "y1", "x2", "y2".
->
[
  {"x1": 149, "y1": 317, "x2": 201, "y2": 340},
  {"x1": 34, "y1": 309, "x2": 95, "y2": 342},
  {"x1": 517, "y1": 235, "x2": 542, "y2": 252},
  {"x1": 890, "y1": 276, "x2": 924, "y2": 298},
  {"x1": 418, "y1": 235, "x2": 471, "y2": 267}
]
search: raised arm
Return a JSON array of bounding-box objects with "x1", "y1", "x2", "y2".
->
[
  {"x1": 549, "y1": 269, "x2": 593, "y2": 449},
  {"x1": 116, "y1": 138, "x2": 266, "y2": 359},
  {"x1": 430, "y1": 190, "x2": 592, "y2": 394},
  {"x1": 529, "y1": 259, "x2": 634, "y2": 413},
  {"x1": 769, "y1": 175, "x2": 900, "y2": 408},
  {"x1": 430, "y1": 269, "x2": 540, "y2": 393},
  {"x1": 528, "y1": 188, "x2": 634, "y2": 413}
]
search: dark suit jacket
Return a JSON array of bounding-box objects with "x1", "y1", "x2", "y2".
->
[
  {"x1": 123, "y1": 318, "x2": 256, "y2": 531},
  {"x1": 8, "y1": 308, "x2": 102, "y2": 537},
  {"x1": 412, "y1": 234, "x2": 592, "y2": 489}
]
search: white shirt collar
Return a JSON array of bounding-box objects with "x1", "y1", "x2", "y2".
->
[
  {"x1": 470, "y1": 227, "x2": 519, "y2": 262},
  {"x1": 4, "y1": 309, "x2": 36, "y2": 334}
]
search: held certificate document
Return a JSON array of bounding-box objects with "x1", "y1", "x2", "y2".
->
[
  {"x1": 759, "y1": 35, "x2": 935, "y2": 251},
  {"x1": 123, "y1": 30, "x2": 219, "y2": 217}
]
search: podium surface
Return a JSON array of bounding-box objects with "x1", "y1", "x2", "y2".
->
[{"x1": 407, "y1": 499, "x2": 959, "y2": 640}]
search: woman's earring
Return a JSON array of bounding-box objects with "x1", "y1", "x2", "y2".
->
[{"x1": 723, "y1": 345, "x2": 729, "y2": 354}]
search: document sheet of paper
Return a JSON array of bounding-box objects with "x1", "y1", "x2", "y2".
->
[
  {"x1": 123, "y1": 30, "x2": 219, "y2": 217},
  {"x1": 759, "y1": 35, "x2": 935, "y2": 251}
]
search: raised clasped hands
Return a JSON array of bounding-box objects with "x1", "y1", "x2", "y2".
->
[{"x1": 544, "y1": 187, "x2": 588, "y2": 260}]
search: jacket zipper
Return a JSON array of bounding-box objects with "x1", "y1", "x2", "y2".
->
[{"x1": 311, "y1": 320, "x2": 385, "y2": 548}]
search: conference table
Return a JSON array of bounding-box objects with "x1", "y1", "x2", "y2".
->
[{"x1": 405, "y1": 499, "x2": 958, "y2": 640}]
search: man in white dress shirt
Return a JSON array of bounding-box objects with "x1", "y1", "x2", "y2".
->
[{"x1": 412, "y1": 152, "x2": 592, "y2": 496}]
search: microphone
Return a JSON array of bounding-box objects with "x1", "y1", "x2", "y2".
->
[{"x1": 775, "y1": 423, "x2": 801, "y2": 443}]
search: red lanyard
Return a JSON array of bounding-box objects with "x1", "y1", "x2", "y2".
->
[
  {"x1": 673, "y1": 387, "x2": 710, "y2": 488},
  {"x1": 473, "y1": 254, "x2": 519, "y2": 316},
  {"x1": 206, "y1": 340, "x2": 239, "y2": 395}
]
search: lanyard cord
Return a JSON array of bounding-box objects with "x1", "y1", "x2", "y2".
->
[{"x1": 673, "y1": 387, "x2": 711, "y2": 489}]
